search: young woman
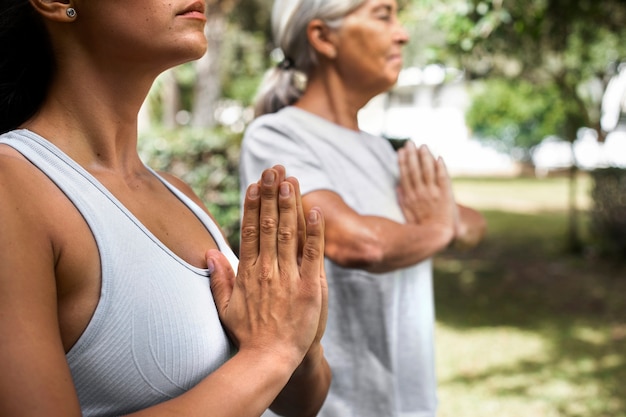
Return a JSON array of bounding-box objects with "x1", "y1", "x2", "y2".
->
[
  {"x1": 240, "y1": 1, "x2": 487, "y2": 416},
  {"x1": 0, "y1": 1, "x2": 330, "y2": 416}
]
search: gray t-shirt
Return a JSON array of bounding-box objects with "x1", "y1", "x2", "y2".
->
[{"x1": 240, "y1": 107, "x2": 438, "y2": 417}]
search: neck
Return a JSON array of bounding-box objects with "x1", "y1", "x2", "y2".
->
[
  {"x1": 22, "y1": 61, "x2": 158, "y2": 173},
  {"x1": 295, "y1": 71, "x2": 374, "y2": 132}
]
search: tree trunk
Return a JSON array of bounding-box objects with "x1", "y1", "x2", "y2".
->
[
  {"x1": 567, "y1": 162, "x2": 582, "y2": 253},
  {"x1": 567, "y1": 140, "x2": 583, "y2": 253}
]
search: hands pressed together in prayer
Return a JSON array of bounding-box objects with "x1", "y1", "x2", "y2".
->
[
  {"x1": 209, "y1": 164, "x2": 328, "y2": 377},
  {"x1": 397, "y1": 141, "x2": 485, "y2": 249}
]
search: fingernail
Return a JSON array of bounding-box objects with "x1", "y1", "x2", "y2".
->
[
  {"x1": 248, "y1": 183, "x2": 260, "y2": 198},
  {"x1": 309, "y1": 209, "x2": 319, "y2": 224},
  {"x1": 206, "y1": 258, "x2": 215, "y2": 274},
  {"x1": 263, "y1": 170, "x2": 275, "y2": 185},
  {"x1": 280, "y1": 183, "x2": 291, "y2": 197}
]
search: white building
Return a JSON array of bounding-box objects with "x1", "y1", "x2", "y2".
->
[{"x1": 358, "y1": 66, "x2": 520, "y2": 177}]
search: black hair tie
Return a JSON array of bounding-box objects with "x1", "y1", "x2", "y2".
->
[{"x1": 278, "y1": 57, "x2": 294, "y2": 70}]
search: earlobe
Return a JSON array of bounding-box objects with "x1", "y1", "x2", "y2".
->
[
  {"x1": 307, "y1": 19, "x2": 337, "y2": 60},
  {"x1": 29, "y1": 0, "x2": 76, "y2": 22}
]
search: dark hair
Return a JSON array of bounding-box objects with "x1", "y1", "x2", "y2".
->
[{"x1": 0, "y1": 1, "x2": 55, "y2": 134}]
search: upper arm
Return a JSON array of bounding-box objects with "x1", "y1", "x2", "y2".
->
[{"x1": 0, "y1": 161, "x2": 82, "y2": 417}]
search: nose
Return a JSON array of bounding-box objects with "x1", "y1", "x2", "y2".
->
[{"x1": 395, "y1": 23, "x2": 409, "y2": 45}]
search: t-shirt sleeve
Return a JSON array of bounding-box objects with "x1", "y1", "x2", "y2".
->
[{"x1": 239, "y1": 118, "x2": 335, "y2": 197}]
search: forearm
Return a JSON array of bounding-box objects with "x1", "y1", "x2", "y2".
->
[
  {"x1": 326, "y1": 215, "x2": 454, "y2": 273},
  {"x1": 128, "y1": 349, "x2": 298, "y2": 417},
  {"x1": 268, "y1": 344, "x2": 331, "y2": 417}
]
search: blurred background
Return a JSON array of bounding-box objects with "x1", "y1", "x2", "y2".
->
[{"x1": 137, "y1": 1, "x2": 626, "y2": 415}]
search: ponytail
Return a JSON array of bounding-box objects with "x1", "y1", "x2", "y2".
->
[
  {"x1": 253, "y1": 64, "x2": 306, "y2": 118},
  {"x1": 0, "y1": 1, "x2": 54, "y2": 134}
]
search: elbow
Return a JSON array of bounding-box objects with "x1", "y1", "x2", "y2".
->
[
  {"x1": 325, "y1": 239, "x2": 385, "y2": 270},
  {"x1": 455, "y1": 215, "x2": 488, "y2": 250}
]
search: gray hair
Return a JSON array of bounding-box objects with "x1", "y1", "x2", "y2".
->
[{"x1": 253, "y1": 0, "x2": 366, "y2": 117}]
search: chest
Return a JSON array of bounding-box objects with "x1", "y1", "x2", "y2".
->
[
  {"x1": 318, "y1": 142, "x2": 402, "y2": 218},
  {"x1": 58, "y1": 180, "x2": 234, "y2": 415}
]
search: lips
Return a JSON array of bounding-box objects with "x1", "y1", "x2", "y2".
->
[{"x1": 177, "y1": 1, "x2": 205, "y2": 16}]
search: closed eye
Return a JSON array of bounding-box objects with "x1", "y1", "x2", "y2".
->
[{"x1": 374, "y1": 5, "x2": 393, "y2": 21}]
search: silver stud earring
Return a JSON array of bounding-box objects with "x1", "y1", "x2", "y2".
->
[{"x1": 66, "y1": 7, "x2": 77, "y2": 18}]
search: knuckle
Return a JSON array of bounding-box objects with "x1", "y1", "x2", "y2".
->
[
  {"x1": 260, "y1": 216, "x2": 278, "y2": 233},
  {"x1": 277, "y1": 226, "x2": 295, "y2": 242},
  {"x1": 302, "y1": 243, "x2": 321, "y2": 261},
  {"x1": 241, "y1": 225, "x2": 258, "y2": 242},
  {"x1": 258, "y1": 264, "x2": 273, "y2": 282}
]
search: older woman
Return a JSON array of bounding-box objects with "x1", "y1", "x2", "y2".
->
[
  {"x1": 0, "y1": 1, "x2": 330, "y2": 416},
  {"x1": 240, "y1": 1, "x2": 487, "y2": 416}
]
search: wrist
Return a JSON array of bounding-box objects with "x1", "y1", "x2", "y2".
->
[
  {"x1": 293, "y1": 343, "x2": 325, "y2": 378},
  {"x1": 237, "y1": 345, "x2": 304, "y2": 379}
]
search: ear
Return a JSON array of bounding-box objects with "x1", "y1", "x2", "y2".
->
[
  {"x1": 306, "y1": 19, "x2": 338, "y2": 60},
  {"x1": 29, "y1": 0, "x2": 75, "y2": 23}
]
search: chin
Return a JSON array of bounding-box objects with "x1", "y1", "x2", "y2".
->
[
  {"x1": 176, "y1": 30, "x2": 208, "y2": 56},
  {"x1": 381, "y1": 75, "x2": 399, "y2": 90},
  {"x1": 190, "y1": 44, "x2": 208, "y2": 60},
  {"x1": 177, "y1": 39, "x2": 209, "y2": 63},
  {"x1": 189, "y1": 35, "x2": 209, "y2": 58}
]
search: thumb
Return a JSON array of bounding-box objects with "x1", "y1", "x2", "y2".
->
[{"x1": 207, "y1": 249, "x2": 235, "y2": 317}]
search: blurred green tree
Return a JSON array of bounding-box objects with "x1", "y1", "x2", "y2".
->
[
  {"x1": 407, "y1": 0, "x2": 626, "y2": 252},
  {"x1": 409, "y1": 0, "x2": 626, "y2": 141},
  {"x1": 465, "y1": 78, "x2": 567, "y2": 162}
]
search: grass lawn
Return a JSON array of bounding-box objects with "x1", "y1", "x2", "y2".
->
[{"x1": 434, "y1": 175, "x2": 626, "y2": 417}]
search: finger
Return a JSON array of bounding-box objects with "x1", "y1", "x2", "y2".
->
[
  {"x1": 207, "y1": 249, "x2": 236, "y2": 319},
  {"x1": 259, "y1": 167, "x2": 280, "y2": 261},
  {"x1": 271, "y1": 165, "x2": 302, "y2": 241},
  {"x1": 436, "y1": 156, "x2": 454, "y2": 197},
  {"x1": 276, "y1": 180, "x2": 299, "y2": 273},
  {"x1": 419, "y1": 145, "x2": 437, "y2": 186},
  {"x1": 403, "y1": 141, "x2": 423, "y2": 191},
  {"x1": 316, "y1": 211, "x2": 328, "y2": 344},
  {"x1": 285, "y1": 176, "x2": 307, "y2": 257},
  {"x1": 301, "y1": 206, "x2": 325, "y2": 347},
  {"x1": 273, "y1": 164, "x2": 286, "y2": 183},
  {"x1": 436, "y1": 156, "x2": 458, "y2": 220},
  {"x1": 300, "y1": 207, "x2": 325, "y2": 290},
  {"x1": 239, "y1": 182, "x2": 261, "y2": 264},
  {"x1": 397, "y1": 141, "x2": 413, "y2": 189}
]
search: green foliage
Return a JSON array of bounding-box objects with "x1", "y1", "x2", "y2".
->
[
  {"x1": 408, "y1": 0, "x2": 626, "y2": 150},
  {"x1": 465, "y1": 78, "x2": 567, "y2": 159},
  {"x1": 220, "y1": 27, "x2": 267, "y2": 105},
  {"x1": 175, "y1": 63, "x2": 198, "y2": 111},
  {"x1": 138, "y1": 127, "x2": 243, "y2": 252}
]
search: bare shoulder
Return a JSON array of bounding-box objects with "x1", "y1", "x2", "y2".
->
[
  {"x1": 0, "y1": 142, "x2": 97, "y2": 279},
  {"x1": 0, "y1": 143, "x2": 67, "y2": 271},
  {"x1": 0, "y1": 144, "x2": 67, "y2": 217}
]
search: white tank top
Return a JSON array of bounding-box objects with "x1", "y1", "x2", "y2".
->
[{"x1": 0, "y1": 130, "x2": 238, "y2": 417}]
